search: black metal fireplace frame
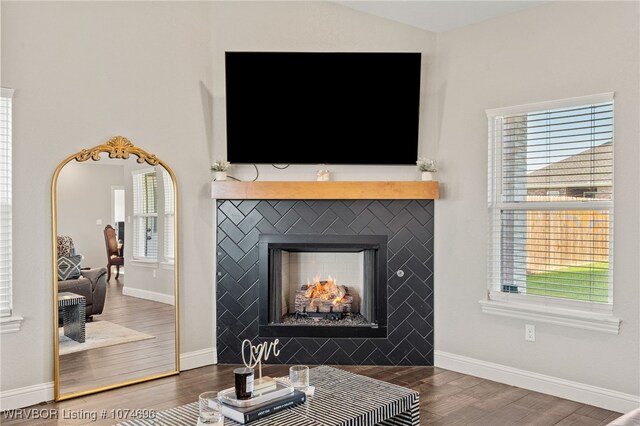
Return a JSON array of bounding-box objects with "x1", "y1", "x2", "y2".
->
[{"x1": 258, "y1": 234, "x2": 388, "y2": 338}]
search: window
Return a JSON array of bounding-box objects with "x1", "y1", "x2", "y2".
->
[
  {"x1": 0, "y1": 88, "x2": 13, "y2": 319},
  {"x1": 162, "y1": 169, "x2": 174, "y2": 262},
  {"x1": 485, "y1": 93, "x2": 618, "y2": 332},
  {"x1": 132, "y1": 169, "x2": 158, "y2": 260}
]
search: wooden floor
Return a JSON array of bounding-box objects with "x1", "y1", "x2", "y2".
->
[
  {"x1": 3, "y1": 363, "x2": 621, "y2": 425},
  {"x1": 58, "y1": 275, "x2": 176, "y2": 395}
]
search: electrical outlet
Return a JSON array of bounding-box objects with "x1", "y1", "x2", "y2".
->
[{"x1": 525, "y1": 324, "x2": 536, "y2": 342}]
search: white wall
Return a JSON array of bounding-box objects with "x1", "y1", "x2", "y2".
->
[
  {"x1": 0, "y1": 1, "x2": 214, "y2": 396},
  {"x1": 434, "y1": 0, "x2": 640, "y2": 398},
  {"x1": 57, "y1": 162, "x2": 124, "y2": 269},
  {"x1": 0, "y1": 0, "x2": 437, "y2": 403}
]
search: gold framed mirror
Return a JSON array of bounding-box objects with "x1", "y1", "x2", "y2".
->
[{"x1": 51, "y1": 136, "x2": 179, "y2": 400}]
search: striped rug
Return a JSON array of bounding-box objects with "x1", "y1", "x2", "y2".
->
[{"x1": 117, "y1": 366, "x2": 419, "y2": 426}]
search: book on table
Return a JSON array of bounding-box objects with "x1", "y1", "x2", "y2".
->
[{"x1": 221, "y1": 390, "x2": 306, "y2": 424}]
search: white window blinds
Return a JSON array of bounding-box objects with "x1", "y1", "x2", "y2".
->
[
  {"x1": 132, "y1": 169, "x2": 158, "y2": 260},
  {"x1": 488, "y1": 95, "x2": 613, "y2": 305},
  {"x1": 162, "y1": 169, "x2": 174, "y2": 262},
  {"x1": 0, "y1": 89, "x2": 13, "y2": 317}
]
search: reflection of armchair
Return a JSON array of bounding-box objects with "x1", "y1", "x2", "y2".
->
[
  {"x1": 104, "y1": 225, "x2": 124, "y2": 281},
  {"x1": 57, "y1": 236, "x2": 107, "y2": 321}
]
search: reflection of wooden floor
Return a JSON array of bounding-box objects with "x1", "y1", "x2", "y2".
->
[{"x1": 59, "y1": 275, "x2": 176, "y2": 395}]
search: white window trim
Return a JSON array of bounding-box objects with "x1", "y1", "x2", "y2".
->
[
  {"x1": 482, "y1": 92, "x2": 620, "y2": 334},
  {"x1": 0, "y1": 315, "x2": 24, "y2": 334},
  {"x1": 0, "y1": 88, "x2": 21, "y2": 334},
  {"x1": 131, "y1": 168, "x2": 158, "y2": 262}
]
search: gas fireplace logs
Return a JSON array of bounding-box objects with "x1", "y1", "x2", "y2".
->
[{"x1": 294, "y1": 277, "x2": 353, "y2": 320}]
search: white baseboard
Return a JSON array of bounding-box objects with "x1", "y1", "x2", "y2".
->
[
  {"x1": 123, "y1": 286, "x2": 174, "y2": 305},
  {"x1": 180, "y1": 347, "x2": 217, "y2": 371},
  {"x1": 435, "y1": 350, "x2": 640, "y2": 413},
  {"x1": 0, "y1": 382, "x2": 54, "y2": 411}
]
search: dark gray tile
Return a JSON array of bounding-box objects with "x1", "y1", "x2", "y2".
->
[
  {"x1": 238, "y1": 227, "x2": 260, "y2": 253},
  {"x1": 219, "y1": 218, "x2": 244, "y2": 244},
  {"x1": 386, "y1": 200, "x2": 410, "y2": 215},
  {"x1": 388, "y1": 283, "x2": 413, "y2": 310},
  {"x1": 274, "y1": 200, "x2": 296, "y2": 215},
  {"x1": 367, "y1": 201, "x2": 394, "y2": 224},
  {"x1": 256, "y1": 201, "x2": 281, "y2": 225},
  {"x1": 256, "y1": 218, "x2": 278, "y2": 234},
  {"x1": 238, "y1": 200, "x2": 260, "y2": 216},
  {"x1": 406, "y1": 200, "x2": 433, "y2": 225},
  {"x1": 329, "y1": 201, "x2": 357, "y2": 224},
  {"x1": 388, "y1": 227, "x2": 414, "y2": 253},
  {"x1": 348, "y1": 200, "x2": 371, "y2": 215},
  {"x1": 405, "y1": 256, "x2": 431, "y2": 281},
  {"x1": 275, "y1": 209, "x2": 299, "y2": 233},
  {"x1": 366, "y1": 347, "x2": 392, "y2": 365},
  {"x1": 216, "y1": 199, "x2": 434, "y2": 366},
  {"x1": 311, "y1": 208, "x2": 338, "y2": 232},
  {"x1": 238, "y1": 246, "x2": 259, "y2": 272},
  {"x1": 219, "y1": 255, "x2": 246, "y2": 281},
  {"x1": 404, "y1": 218, "x2": 433, "y2": 244},
  {"x1": 327, "y1": 218, "x2": 351, "y2": 235},
  {"x1": 387, "y1": 210, "x2": 414, "y2": 234},
  {"x1": 348, "y1": 208, "x2": 375, "y2": 233},
  {"x1": 219, "y1": 238, "x2": 245, "y2": 262},
  {"x1": 238, "y1": 208, "x2": 264, "y2": 234},
  {"x1": 292, "y1": 202, "x2": 320, "y2": 223},
  {"x1": 219, "y1": 201, "x2": 245, "y2": 225}
]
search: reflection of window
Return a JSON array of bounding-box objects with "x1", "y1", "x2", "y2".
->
[
  {"x1": 487, "y1": 94, "x2": 613, "y2": 309},
  {"x1": 132, "y1": 169, "x2": 158, "y2": 260},
  {"x1": 0, "y1": 88, "x2": 13, "y2": 318},
  {"x1": 162, "y1": 169, "x2": 174, "y2": 262}
]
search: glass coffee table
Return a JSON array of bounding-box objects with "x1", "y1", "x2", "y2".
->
[{"x1": 117, "y1": 365, "x2": 419, "y2": 425}]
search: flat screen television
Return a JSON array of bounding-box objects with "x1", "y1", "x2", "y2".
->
[{"x1": 225, "y1": 52, "x2": 421, "y2": 165}]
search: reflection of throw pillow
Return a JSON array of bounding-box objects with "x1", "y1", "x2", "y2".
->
[
  {"x1": 57, "y1": 235, "x2": 75, "y2": 257},
  {"x1": 58, "y1": 255, "x2": 82, "y2": 281}
]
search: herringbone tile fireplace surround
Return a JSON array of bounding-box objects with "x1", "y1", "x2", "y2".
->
[{"x1": 216, "y1": 199, "x2": 434, "y2": 365}]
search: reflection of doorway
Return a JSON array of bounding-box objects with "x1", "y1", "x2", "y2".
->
[{"x1": 112, "y1": 186, "x2": 125, "y2": 273}]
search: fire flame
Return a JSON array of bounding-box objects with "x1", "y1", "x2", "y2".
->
[{"x1": 304, "y1": 275, "x2": 346, "y2": 305}]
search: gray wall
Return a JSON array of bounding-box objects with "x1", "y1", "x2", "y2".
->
[
  {"x1": 433, "y1": 1, "x2": 640, "y2": 396},
  {"x1": 57, "y1": 162, "x2": 124, "y2": 269},
  {"x1": 1, "y1": 1, "x2": 214, "y2": 393}
]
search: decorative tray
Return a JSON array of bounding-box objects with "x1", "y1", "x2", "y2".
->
[{"x1": 219, "y1": 380, "x2": 293, "y2": 408}]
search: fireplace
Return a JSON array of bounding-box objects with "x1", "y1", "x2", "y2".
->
[
  {"x1": 216, "y1": 199, "x2": 434, "y2": 366},
  {"x1": 258, "y1": 234, "x2": 387, "y2": 338}
]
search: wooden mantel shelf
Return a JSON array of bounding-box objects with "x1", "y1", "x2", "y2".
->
[{"x1": 211, "y1": 181, "x2": 439, "y2": 200}]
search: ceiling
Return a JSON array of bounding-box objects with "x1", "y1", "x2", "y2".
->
[{"x1": 334, "y1": 1, "x2": 547, "y2": 33}]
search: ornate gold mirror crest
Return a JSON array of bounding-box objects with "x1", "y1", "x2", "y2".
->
[{"x1": 52, "y1": 136, "x2": 179, "y2": 401}]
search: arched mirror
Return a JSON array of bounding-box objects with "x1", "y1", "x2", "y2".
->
[{"x1": 52, "y1": 136, "x2": 179, "y2": 400}]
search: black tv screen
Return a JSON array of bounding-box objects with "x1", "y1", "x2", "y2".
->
[{"x1": 225, "y1": 52, "x2": 421, "y2": 165}]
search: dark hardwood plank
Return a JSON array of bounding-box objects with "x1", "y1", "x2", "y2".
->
[
  {"x1": 58, "y1": 276, "x2": 176, "y2": 395},
  {"x1": 6, "y1": 302, "x2": 624, "y2": 426},
  {"x1": 2, "y1": 364, "x2": 624, "y2": 426}
]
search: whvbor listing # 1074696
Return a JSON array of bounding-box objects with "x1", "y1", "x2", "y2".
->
[{"x1": 2, "y1": 408, "x2": 158, "y2": 422}]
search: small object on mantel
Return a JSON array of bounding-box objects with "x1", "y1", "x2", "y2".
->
[{"x1": 253, "y1": 376, "x2": 277, "y2": 393}]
